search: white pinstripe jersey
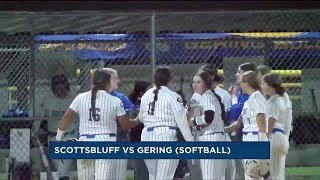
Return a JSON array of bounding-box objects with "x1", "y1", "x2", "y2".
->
[
  {"x1": 267, "y1": 92, "x2": 293, "y2": 136},
  {"x1": 69, "y1": 90, "x2": 126, "y2": 135},
  {"x1": 139, "y1": 86, "x2": 185, "y2": 127},
  {"x1": 198, "y1": 90, "x2": 224, "y2": 133},
  {"x1": 241, "y1": 91, "x2": 268, "y2": 132},
  {"x1": 214, "y1": 86, "x2": 232, "y2": 112}
]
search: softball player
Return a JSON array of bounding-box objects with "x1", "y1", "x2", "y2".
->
[
  {"x1": 261, "y1": 73, "x2": 292, "y2": 180},
  {"x1": 228, "y1": 62, "x2": 257, "y2": 180},
  {"x1": 212, "y1": 76, "x2": 237, "y2": 180},
  {"x1": 189, "y1": 70, "x2": 228, "y2": 180},
  {"x1": 108, "y1": 68, "x2": 135, "y2": 180},
  {"x1": 224, "y1": 71, "x2": 268, "y2": 180},
  {"x1": 128, "y1": 81, "x2": 152, "y2": 180},
  {"x1": 55, "y1": 68, "x2": 140, "y2": 180},
  {"x1": 137, "y1": 66, "x2": 194, "y2": 180}
]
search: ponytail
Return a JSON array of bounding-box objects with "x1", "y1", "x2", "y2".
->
[
  {"x1": 212, "y1": 90, "x2": 230, "y2": 126},
  {"x1": 149, "y1": 66, "x2": 172, "y2": 115},
  {"x1": 149, "y1": 85, "x2": 160, "y2": 115},
  {"x1": 276, "y1": 86, "x2": 285, "y2": 96},
  {"x1": 90, "y1": 85, "x2": 103, "y2": 121}
]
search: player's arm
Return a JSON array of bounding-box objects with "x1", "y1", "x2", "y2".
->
[
  {"x1": 253, "y1": 94, "x2": 268, "y2": 141},
  {"x1": 117, "y1": 115, "x2": 140, "y2": 129},
  {"x1": 189, "y1": 110, "x2": 215, "y2": 126},
  {"x1": 57, "y1": 108, "x2": 77, "y2": 140},
  {"x1": 283, "y1": 92, "x2": 293, "y2": 138},
  {"x1": 224, "y1": 116, "x2": 243, "y2": 133},
  {"x1": 228, "y1": 94, "x2": 249, "y2": 122},
  {"x1": 117, "y1": 94, "x2": 135, "y2": 131},
  {"x1": 267, "y1": 97, "x2": 286, "y2": 138},
  {"x1": 116, "y1": 100, "x2": 140, "y2": 129},
  {"x1": 172, "y1": 95, "x2": 194, "y2": 141},
  {"x1": 189, "y1": 95, "x2": 215, "y2": 126}
]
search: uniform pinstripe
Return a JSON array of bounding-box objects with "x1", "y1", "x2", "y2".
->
[
  {"x1": 187, "y1": 93, "x2": 203, "y2": 180},
  {"x1": 194, "y1": 90, "x2": 227, "y2": 180},
  {"x1": 69, "y1": 90, "x2": 126, "y2": 180},
  {"x1": 267, "y1": 92, "x2": 292, "y2": 180},
  {"x1": 214, "y1": 86, "x2": 236, "y2": 180},
  {"x1": 214, "y1": 86, "x2": 232, "y2": 112},
  {"x1": 241, "y1": 91, "x2": 268, "y2": 180},
  {"x1": 110, "y1": 92, "x2": 134, "y2": 180},
  {"x1": 139, "y1": 86, "x2": 194, "y2": 180}
]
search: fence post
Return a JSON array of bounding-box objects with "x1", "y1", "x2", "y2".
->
[
  {"x1": 29, "y1": 18, "x2": 35, "y2": 118},
  {"x1": 151, "y1": 11, "x2": 156, "y2": 76}
]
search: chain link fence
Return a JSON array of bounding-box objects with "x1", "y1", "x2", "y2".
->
[{"x1": 0, "y1": 10, "x2": 319, "y2": 179}]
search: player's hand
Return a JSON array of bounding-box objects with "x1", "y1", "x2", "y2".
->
[
  {"x1": 189, "y1": 118, "x2": 196, "y2": 127},
  {"x1": 267, "y1": 133, "x2": 271, "y2": 139},
  {"x1": 128, "y1": 109, "x2": 139, "y2": 119},
  {"x1": 228, "y1": 85, "x2": 235, "y2": 94},
  {"x1": 231, "y1": 86, "x2": 238, "y2": 96}
]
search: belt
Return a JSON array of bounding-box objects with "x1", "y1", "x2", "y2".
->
[
  {"x1": 80, "y1": 133, "x2": 116, "y2": 139},
  {"x1": 201, "y1": 132, "x2": 225, "y2": 136},
  {"x1": 147, "y1": 126, "x2": 177, "y2": 132},
  {"x1": 243, "y1": 131, "x2": 259, "y2": 135},
  {"x1": 272, "y1": 128, "x2": 284, "y2": 134},
  {"x1": 48, "y1": 131, "x2": 74, "y2": 137}
]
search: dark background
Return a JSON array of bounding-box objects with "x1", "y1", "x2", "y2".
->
[{"x1": 0, "y1": 1, "x2": 319, "y2": 11}]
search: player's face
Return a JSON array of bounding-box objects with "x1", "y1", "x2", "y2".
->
[
  {"x1": 240, "y1": 79, "x2": 249, "y2": 93},
  {"x1": 192, "y1": 75, "x2": 207, "y2": 95},
  {"x1": 236, "y1": 68, "x2": 245, "y2": 84},
  {"x1": 110, "y1": 72, "x2": 120, "y2": 92}
]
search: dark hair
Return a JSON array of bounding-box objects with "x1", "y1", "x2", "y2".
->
[
  {"x1": 51, "y1": 74, "x2": 70, "y2": 95},
  {"x1": 239, "y1": 62, "x2": 257, "y2": 72},
  {"x1": 198, "y1": 64, "x2": 218, "y2": 77},
  {"x1": 242, "y1": 71, "x2": 261, "y2": 90},
  {"x1": 263, "y1": 73, "x2": 285, "y2": 96},
  {"x1": 149, "y1": 66, "x2": 172, "y2": 115},
  {"x1": 91, "y1": 68, "x2": 113, "y2": 121},
  {"x1": 197, "y1": 71, "x2": 229, "y2": 126},
  {"x1": 258, "y1": 65, "x2": 272, "y2": 76},
  {"x1": 198, "y1": 70, "x2": 213, "y2": 90},
  {"x1": 129, "y1": 80, "x2": 151, "y2": 105}
]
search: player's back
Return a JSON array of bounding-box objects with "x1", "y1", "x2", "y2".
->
[
  {"x1": 267, "y1": 92, "x2": 292, "y2": 136},
  {"x1": 198, "y1": 90, "x2": 224, "y2": 133},
  {"x1": 242, "y1": 91, "x2": 267, "y2": 132},
  {"x1": 139, "y1": 86, "x2": 183, "y2": 127},
  {"x1": 75, "y1": 90, "x2": 123, "y2": 135},
  {"x1": 214, "y1": 86, "x2": 232, "y2": 111}
]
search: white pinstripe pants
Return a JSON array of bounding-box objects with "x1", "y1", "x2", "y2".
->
[
  {"x1": 225, "y1": 134, "x2": 236, "y2": 180},
  {"x1": 77, "y1": 134, "x2": 116, "y2": 180},
  {"x1": 197, "y1": 133, "x2": 227, "y2": 180},
  {"x1": 269, "y1": 131, "x2": 289, "y2": 180},
  {"x1": 242, "y1": 133, "x2": 264, "y2": 180},
  {"x1": 141, "y1": 126, "x2": 179, "y2": 180}
]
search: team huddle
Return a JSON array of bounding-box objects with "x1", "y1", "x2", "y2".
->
[{"x1": 55, "y1": 62, "x2": 292, "y2": 180}]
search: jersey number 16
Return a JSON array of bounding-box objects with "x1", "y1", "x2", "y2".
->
[{"x1": 89, "y1": 108, "x2": 101, "y2": 121}]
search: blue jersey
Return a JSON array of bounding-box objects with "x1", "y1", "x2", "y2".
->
[
  {"x1": 228, "y1": 88, "x2": 249, "y2": 123},
  {"x1": 110, "y1": 91, "x2": 134, "y2": 112},
  {"x1": 110, "y1": 91, "x2": 134, "y2": 130}
]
